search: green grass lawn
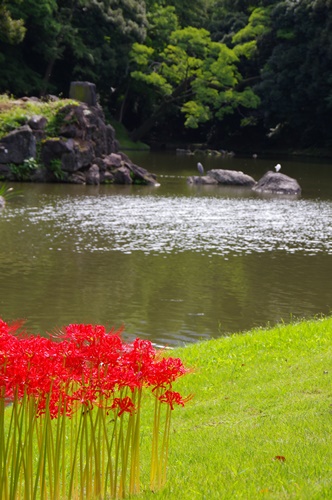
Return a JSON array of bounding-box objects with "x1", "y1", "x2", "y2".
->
[{"x1": 137, "y1": 316, "x2": 332, "y2": 499}]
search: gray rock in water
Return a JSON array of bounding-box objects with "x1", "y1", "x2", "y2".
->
[
  {"x1": 207, "y1": 169, "x2": 256, "y2": 186},
  {"x1": 68, "y1": 171, "x2": 87, "y2": 184},
  {"x1": 187, "y1": 175, "x2": 218, "y2": 185},
  {"x1": 127, "y1": 163, "x2": 159, "y2": 185},
  {"x1": 86, "y1": 164, "x2": 100, "y2": 185},
  {"x1": 0, "y1": 196, "x2": 5, "y2": 208},
  {"x1": 253, "y1": 171, "x2": 301, "y2": 195},
  {"x1": 113, "y1": 165, "x2": 133, "y2": 184}
]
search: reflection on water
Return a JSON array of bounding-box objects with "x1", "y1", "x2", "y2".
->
[
  {"x1": 0, "y1": 153, "x2": 331, "y2": 346},
  {"x1": 10, "y1": 194, "x2": 332, "y2": 256}
]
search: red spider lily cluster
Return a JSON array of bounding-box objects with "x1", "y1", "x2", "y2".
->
[
  {"x1": 0, "y1": 319, "x2": 191, "y2": 418},
  {"x1": 0, "y1": 319, "x2": 192, "y2": 498}
]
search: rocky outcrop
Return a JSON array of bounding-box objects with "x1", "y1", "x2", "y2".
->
[
  {"x1": 253, "y1": 171, "x2": 301, "y2": 195},
  {"x1": 0, "y1": 100, "x2": 158, "y2": 186},
  {"x1": 187, "y1": 169, "x2": 256, "y2": 186}
]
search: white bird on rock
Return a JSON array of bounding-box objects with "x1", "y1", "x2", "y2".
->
[
  {"x1": 197, "y1": 162, "x2": 204, "y2": 175},
  {"x1": 274, "y1": 163, "x2": 281, "y2": 172}
]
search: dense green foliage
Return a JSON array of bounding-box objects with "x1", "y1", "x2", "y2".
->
[{"x1": 1, "y1": 0, "x2": 332, "y2": 149}]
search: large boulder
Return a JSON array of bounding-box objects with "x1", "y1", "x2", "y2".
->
[
  {"x1": 102, "y1": 153, "x2": 123, "y2": 169},
  {"x1": 41, "y1": 138, "x2": 74, "y2": 165},
  {"x1": 0, "y1": 125, "x2": 36, "y2": 164},
  {"x1": 97, "y1": 152, "x2": 159, "y2": 186},
  {"x1": 127, "y1": 163, "x2": 159, "y2": 186},
  {"x1": 253, "y1": 171, "x2": 301, "y2": 195},
  {"x1": 86, "y1": 164, "x2": 100, "y2": 185},
  {"x1": 113, "y1": 166, "x2": 133, "y2": 184},
  {"x1": 187, "y1": 169, "x2": 256, "y2": 186},
  {"x1": 69, "y1": 81, "x2": 97, "y2": 106},
  {"x1": 63, "y1": 141, "x2": 95, "y2": 172},
  {"x1": 58, "y1": 104, "x2": 117, "y2": 157},
  {"x1": 207, "y1": 169, "x2": 256, "y2": 186},
  {"x1": 28, "y1": 115, "x2": 48, "y2": 131},
  {"x1": 187, "y1": 175, "x2": 218, "y2": 185}
]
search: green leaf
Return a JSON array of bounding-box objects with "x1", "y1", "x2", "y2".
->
[
  {"x1": 130, "y1": 43, "x2": 155, "y2": 67},
  {"x1": 131, "y1": 71, "x2": 172, "y2": 96},
  {"x1": 181, "y1": 101, "x2": 211, "y2": 128},
  {"x1": 232, "y1": 7, "x2": 271, "y2": 44}
]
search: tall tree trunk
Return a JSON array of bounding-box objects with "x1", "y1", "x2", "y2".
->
[
  {"x1": 118, "y1": 84, "x2": 130, "y2": 124},
  {"x1": 41, "y1": 58, "x2": 56, "y2": 97}
]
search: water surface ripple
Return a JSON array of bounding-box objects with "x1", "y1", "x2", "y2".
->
[{"x1": 11, "y1": 194, "x2": 332, "y2": 256}]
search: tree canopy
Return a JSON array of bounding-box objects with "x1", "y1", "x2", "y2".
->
[
  {"x1": 1, "y1": 0, "x2": 332, "y2": 149},
  {"x1": 128, "y1": 25, "x2": 260, "y2": 141}
]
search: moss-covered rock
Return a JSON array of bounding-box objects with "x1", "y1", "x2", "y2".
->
[{"x1": 0, "y1": 95, "x2": 158, "y2": 186}]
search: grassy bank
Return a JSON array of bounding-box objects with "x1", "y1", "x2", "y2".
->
[{"x1": 138, "y1": 316, "x2": 332, "y2": 499}]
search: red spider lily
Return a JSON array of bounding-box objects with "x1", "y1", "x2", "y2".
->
[
  {"x1": 0, "y1": 318, "x2": 25, "y2": 336},
  {"x1": 0, "y1": 319, "x2": 191, "y2": 418},
  {"x1": 0, "y1": 318, "x2": 192, "y2": 498},
  {"x1": 158, "y1": 390, "x2": 193, "y2": 410},
  {"x1": 145, "y1": 356, "x2": 189, "y2": 390},
  {"x1": 110, "y1": 396, "x2": 136, "y2": 416},
  {"x1": 123, "y1": 338, "x2": 156, "y2": 369},
  {"x1": 61, "y1": 323, "x2": 124, "y2": 349}
]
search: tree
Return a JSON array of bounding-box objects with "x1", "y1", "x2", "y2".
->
[
  {"x1": 0, "y1": 0, "x2": 26, "y2": 45},
  {"x1": 31, "y1": 0, "x2": 147, "y2": 97},
  {"x1": 256, "y1": 0, "x2": 332, "y2": 147},
  {"x1": 145, "y1": 0, "x2": 211, "y2": 28},
  {"x1": 77, "y1": 0, "x2": 148, "y2": 117},
  {"x1": 0, "y1": 0, "x2": 148, "y2": 100},
  {"x1": 128, "y1": 26, "x2": 260, "y2": 141},
  {"x1": 0, "y1": 0, "x2": 26, "y2": 91}
]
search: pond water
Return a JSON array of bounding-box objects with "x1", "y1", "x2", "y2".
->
[{"x1": 0, "y1": 152, "x2": 331, "y2": 347}]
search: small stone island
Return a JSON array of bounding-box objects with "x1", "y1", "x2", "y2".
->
[{"x1": 0, "y1": 82, "x2": 158, "y2": 186}]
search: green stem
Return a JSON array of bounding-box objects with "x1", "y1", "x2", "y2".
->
[
  {"x1": 10, "y1": 393, "x2": 27, "y2": 499},
  {"x1": 88, "y1": 403, "x2": 102, "y2": 497},
  {"x1": 0, "y1": 388, "x2": 7, "y2": 500},
  {"x1": 150, "y1": 388, "x2": 162, "y2": 492},
  {"x1": 129, "y1": 389, "x2": 142, "y2": 496},
  {"x1": 160, "y1": 404, "x2": 172, "y2": 488},
  {"x1": 103, "y1": 405, "x2": 115, "y2": 497},
  {"x1": 53, "y1": 398, "x2": 66, "y2": 500},
  {"x1": 68, "y1": 410, "x2": 84, "y2": 499},
  {"x1": 32, "y1": 395, "x2": 52, "y2": 500}
]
